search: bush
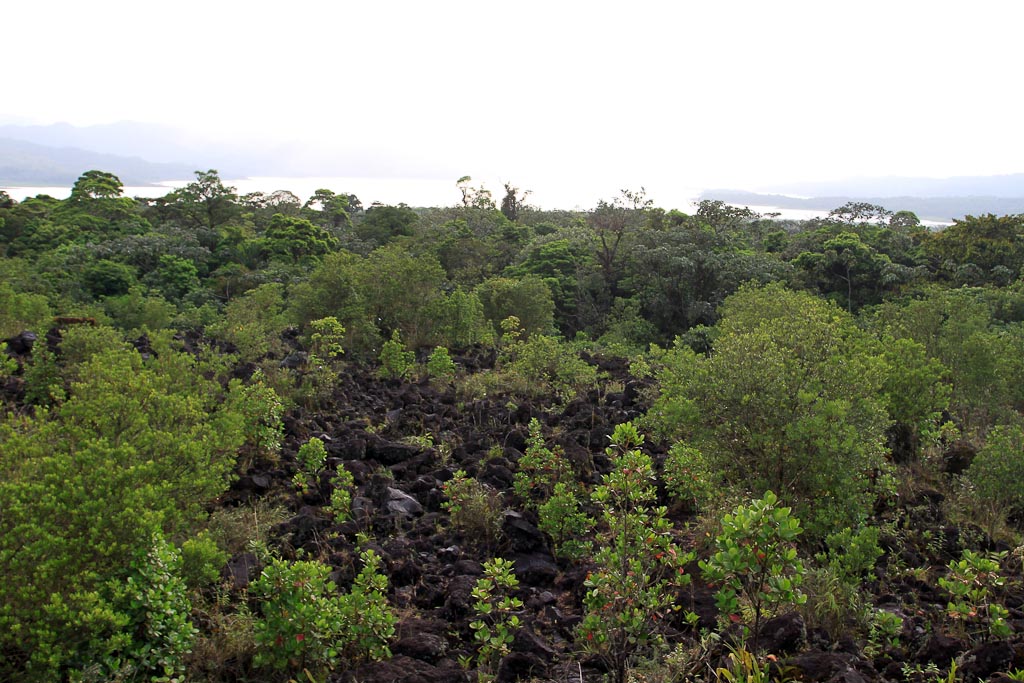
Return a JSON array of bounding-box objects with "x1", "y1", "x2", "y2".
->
[
  {"x1": 443, "y1": 470, "x2": 503, "y2": 547},
  {"x1": 578, "y1": 423, "x2": 695, "y2": 683},
  {"x1": 252, "y1": 550, "x2": 394, "y2": 674},
  {"x1": 964, "y1": 423, "x2": 1024, "y2": 538},
  {"x1": 538, "y1": 482, "x2": 593, "y2": 561},
  {"x1": 379, "y1": 329, "x2": 414, "y2": 380},
  {"x1": 0, "y1": 345, "x2": 249, "y2": 680},
  {"x1": 662, "y1": 441, "x2": 717, "y2": 513},
  {"x1": 466, "y1": 558, "x2": 523, "y2": 676},
  {"x1": 426, "y1": 345, "x2": 456, "y2": 381},
  {"x1": 699, "y1": 491, "x2": 806, "y2": 651},
  {"x1": 648, "y1": 284, "x2": 892, "y2": 537},
  {"x1": 513, "y1": 418, "x2": 573, "y2": 507}
]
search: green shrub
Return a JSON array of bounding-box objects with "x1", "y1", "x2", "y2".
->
[
  {"x1": 466, "y1": 558, "x2": 523, "y2": 677},
  {"x1": 964, "y1": 423, "x2": 1024, "y2": 538},
  {"x1": 115, "y1": 536, "x2": 198, "y2": 682},
  {"x1": 578, "y1": 423, "x2": 695, "y2": 683},
  {"x1": 329, "y1": 464, "x2": 356, "y2": 522},
  {"x1": 538, "y1": 482, "x2": 593, "y2": 561},
  {"x1": 513, "y1": 418, "x2": 573, "y2": 507},
  {"x1": 648, "y1": 284, "x2": 892, "y2": 537},
  {"x1": 426, "y1": 345, "x2": 456, "y2": 381},
  {"x1": 308, "y1": 316, "x2": 346, "y2": 360},
  {"x1": 938, "y1": 549, "x2": 1010, "y2": 642},
  {"x1": 252, "y1": 549, "x2": 394, "y2": 674},
  {"x1": 180, "y1": 532, "x2": 229, "y2": 592},
  {"x1": 379, "y1": 329, "x2": 414, "y2": 380},
  {"x1": 443, "y1": 470, "x2": 503, "y2": 547},
  {"x1": 662, "y1": 441, "x2": 717, "y2": 513},
  {"x1": 699, "y1": 491, "x2": 806, "y2": 651},
  {"x1": 294, "y1": 437, "x2": 328, "y2": 492},
  {"x1": 0, "y1": 345, "x2": 249, "y2": 680}
]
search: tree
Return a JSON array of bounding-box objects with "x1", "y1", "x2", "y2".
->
[
  {"x1": 499, "y1": 182, "x2": 531, "y2": 222},
  {"x1": 649, "y1": 284, "x2": 892, "y2": 536},
  {"x1": 923, "y1": 213, "x2": 1024, "y2": 284},
  {"x1": 0, "y1": 342, "x2": 253, "y2": 680},
  {"x1": 166, "y1": 170, "x2": 240, "y2": 235},
  {"x1": 476, "y1": 275, "x2": 555, "y2": 338},
  {"x1": 261, "y1": 213, "x2": 337, "y2": 263},
  {"x1": 355, "y1": 203, "x2": 418, "y2": 246},
  {"x1": 68, "y1": 170, "x2": 124, "y2": 201},
  {"x1": 303, "y1": 189, "x2": 353, "y2": 230}
]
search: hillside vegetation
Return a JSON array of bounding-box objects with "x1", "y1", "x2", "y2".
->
[{"x1": 3, "y1": 171, "x2": 1024, "y2": 682}]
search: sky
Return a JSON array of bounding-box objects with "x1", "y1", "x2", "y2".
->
[{"x1": 4, "y1": 1, "x2": 1024, "y2": 202}]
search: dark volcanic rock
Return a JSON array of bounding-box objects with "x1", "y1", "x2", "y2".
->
[
  {"x1": 335, "y1": 654, "x2": 466, "y2": 683},
  {"x1": 957, "y1": 641, "x2": 1014, "y2": 682},
  {"x1": 502, "y1": 511, "x2": 546, "y2": 553},
  {"x1": 225, "y1": 552, "x2": 260, "y2": 590},
  {"x1": 387, "y1": 487, "x2": 425, "y2": 517},
  {"x1": 783, "y1": 652, "x2": 861, "y2": 682},
  {"x1": 915, "y1": 633, "x2": 966, "y2": 666},
  {"x1": 4, "y1": 330, "x2": 37, "y2": 355},
  {"x1": 759, "y1": 611, "x2": 806, "y2": 655},
  {"x1": 367, "y1": 436, "x2": 423, "y2": 465},
  {"x1": 513, "y1": 552, "x2": 559, "y2": 586},
  {"x1": 393, "y1": 631, "x2": 449, "y2": 663},
  {"x1": 496, "y1": 651, "x2": 546, "y2": 683}
]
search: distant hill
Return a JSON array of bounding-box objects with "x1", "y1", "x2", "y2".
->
[
  {"x1": 0, "y1": 121, "x2": 456, "y2": 180},
  {"x1": 759, "y1": 174, "x2": 1024, "y2": 198},
  {"x1": 700, "y1": 189, "x2": 1024, "y2": 223},
  {"x1": 0, "y1": 137, "x2": 196, "y2": 186}
]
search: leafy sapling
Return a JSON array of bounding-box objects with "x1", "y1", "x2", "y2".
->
[
  {"x1": 938, "y1": 549, "x2": 1010, "y2": 641},
  {"x1": 466, "y1": 557, "x2": 524, "y2": 679},
  {"x1": 294, "y1": 437, "x2": 328, "y2": 493},
  {"x1": 578, "y1": 422, "x2": 696, "y2": 683},
  {"x1": 699, "y1": 490, "x2": 806, "y2": 652},
  {"x1": 379, "y1": 329, "x2": 414, "y2": 380}
]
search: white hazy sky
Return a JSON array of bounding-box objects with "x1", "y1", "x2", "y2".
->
[{"x1": 4, "y1": 1, "x2": 1024, "y2": 194}]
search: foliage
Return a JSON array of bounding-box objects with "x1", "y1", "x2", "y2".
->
[
  {"x1": 476, "y1": 275, "x2": 556, "y2": 337},
  {"x1": 0, "y1": 345, "x2": 248, "y2": 680},
  {"x1": 426, "y1": 345, "x2": 456, "y2": 381},
  {"x1": 938, "y1": 549, "x2": 1010, "y2": 641},
  {"x1": 466, "y1": 558, "x2": 524, "y2": 677},
  {"x1": 699, "y1": 491, "x2": 806, "y2": 651},
  {"x1": 378, "y1": 329, "x2": 415, "y2": 380},
  {"x1": 308, "y1": 316, "x2": 346, "y2": 360},
  {"x1": 179, "y1": 532, "x2": 228, "y2": 593},
  {"x1": 442, "y1": 470, "x2": 503, "y2": 547},
  {"x1": 252, "y1": 549, "x2": 394, "y2": 674},
  {"x1": 426, "y1": 287, "x2": 494, "y2": 348},
  {"x1": 500, "y1": 326, "x2": 599, "y2": 400},
  {"x1": 261, "y1": 213, "x2": 337, "y2": 264},
  {"x1": 294, "y1": 437, "x2": 328, "y2": 492},
  {"x1": 649, "y1": 284, "x2": 891, "y2": 536},
  {"x1": 224, "y1": 370, "x2": 284, "y2": 466},
  {"x1": 0, "y1": 280, "x2": 51, "y2": 337},
  {"x1": 578, "y1": 423, "x2": 695, "y2": 683},
  {"x1": 538, "y1": 482, "x2": 594, "y2": 561},
  {"x1": 714, "y1": 645, "x2": 774, "y2": 683},
  {"x1": 964, "y1": 423, "x2": 1024, "y2": 537},
  {"x1": 208, "y1": 282, "x2": 288, "y2": 362},
  {"x1": 113, "y1": 535, "x2": 198, "y2": 682},
  {"x1": 329, "y1": 464, "x2": 356, "y2": 522},
  {"x1": 513, "y1": 418, "x2": 573, "y2": 506},
  {"x1": 358, "y1": 244, "x2": 446, "y2": 347},
  {"x1": 662, "y1": 441, "x2": 717, "y2": 513}
]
